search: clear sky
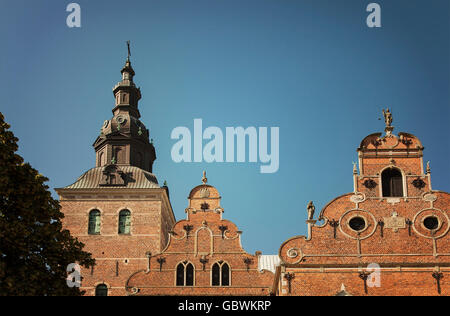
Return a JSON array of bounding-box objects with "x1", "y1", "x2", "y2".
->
[{"x1": 1, "y1": 0, "x2": 449, "y2": 255}]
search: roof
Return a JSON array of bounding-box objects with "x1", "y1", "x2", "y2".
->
[
  {"x1": 63, "y1": 166, "x2": 160, "y2": 189},
  {"x1": 258, "y1": 255, "x2": 281, "y2": 274}
]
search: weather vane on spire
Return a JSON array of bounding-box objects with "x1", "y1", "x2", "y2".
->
[{"x1": 126, "y1": 40, "x2": 131, "y2": 59}]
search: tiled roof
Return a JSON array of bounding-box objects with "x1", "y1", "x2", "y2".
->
[
  {"x1": 64, "y1": 166, "x2": 160, "y2": 189},
  {"x1": 258, "y1": 255, "x2": 281, "y2": 274}
]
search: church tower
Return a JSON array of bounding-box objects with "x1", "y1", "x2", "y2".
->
[{"x1": 56, "y1": 44, "x2": 176, "y2": 296}]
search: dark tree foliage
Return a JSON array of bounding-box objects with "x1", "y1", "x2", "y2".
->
[{"x1": 0, "y1": 112, "x2": 95, "y2": 296}]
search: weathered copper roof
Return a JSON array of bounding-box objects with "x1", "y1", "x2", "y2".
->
[{"x1": 64, "y1": 166, "x2": 159, "y2": 189}]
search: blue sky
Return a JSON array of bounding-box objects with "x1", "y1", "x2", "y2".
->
[{"x1": 0, "y1": 0, "x2": 448, "y2": 254}]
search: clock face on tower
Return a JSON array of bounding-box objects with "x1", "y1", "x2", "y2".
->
[{"x1": 115, "y1": 115, "x2": 126, "y2": 125}]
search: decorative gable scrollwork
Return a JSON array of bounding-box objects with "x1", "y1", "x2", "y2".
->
[
  {"x1": 412, "y1": 178, "x2": 426, "y2": 189},
  {"x1": 363, "y1": 179, "x2": 377, "y2": 189}
]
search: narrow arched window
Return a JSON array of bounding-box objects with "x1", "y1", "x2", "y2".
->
[
  {"x1": 382, "y1": 168, "x2": 403, "y2": 197},
  {"x1": 221, "y1": 263, "x2": 230, "y2": 286},
  {"x1": 212, "y1": 261, "x2": 230, "y2": 286},
  {"x1": 95, "y1": 284, "x2": 108, "y2": 296},
  {"x1": 212, "y1": 263, "x2": 220, "y2": 286},
  {"x1": 176, "y1": 263, "x2": 185, "y2": 286},
  {"x1": 185, "y1": 263, "x2": 194, "y2": 286},
  {"x1": 88, "y1": 210, "x2": 101, "y2": 235},
  {"x1": 98, "y1": 152, "x2": 104, "y2": 167},
  {"x1": 118, "y1": 210, "x2": 131, "y2": 234},
  {"x1": 176, "y1": 262, "x2": 195, "y2": 286}
]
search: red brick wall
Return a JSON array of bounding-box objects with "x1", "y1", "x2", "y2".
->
[
  {"x1": 279, "y1": 268, "x2": 449, "y2": 296},
  {"x1": 277, "y1": 131, "x2": 449, "y2": 296},
  {"x1": 126, "y1": 184, "x2": 275, "y2": 296},
  {"x1": 59, "y1": 191, "x2": 175, "y2": 296}
]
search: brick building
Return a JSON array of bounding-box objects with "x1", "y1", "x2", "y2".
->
[
  {"x1": 125, "y1": 172, "x2": 276, "y2": 296},
  {"x1": 276, "y1": 111, "x2": 449, "y2": 296},
  {"x1": 55, "y1": 48, "x2": 448, "y2": 296},
  {"x1": 56, "y1": 55, "x2": 176, "y2": 296},
  {"x1": 56, "y1": 52, "x2": 277, "y2": 296}
]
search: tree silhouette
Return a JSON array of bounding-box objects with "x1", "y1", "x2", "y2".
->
[{"x1": 0, "y1": 112, "x2": 94, "y2": 295}]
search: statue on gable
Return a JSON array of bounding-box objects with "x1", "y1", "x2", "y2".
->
[
  {"x1": 307, "y1": 201, "x2": 315, "y2": 221},
  {"x1": 382, "y1": 108, "x2": 393, "y2": 127}
]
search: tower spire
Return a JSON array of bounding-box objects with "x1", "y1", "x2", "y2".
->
[
  {"x1": 111, "y1": 43, "x2": 140, "y2": 118},
  {"x1": 127, "y1": 40, "x2": 131, "y2": 60},
  {"x1": 94, "y1": 43, "x2": 156, "y2": 173}
]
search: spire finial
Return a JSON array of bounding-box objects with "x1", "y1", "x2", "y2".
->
[
  {"x1": 202, "y1": 171, "x2": 207, "y2": 184},
  {"x1": 126, "y1": 40, "x2": 131, "y2": 60}
]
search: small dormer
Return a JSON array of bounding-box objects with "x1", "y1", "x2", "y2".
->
[
  {"x1": 185, "y1": 171, "x2": 224, "y2": 217},
  {"x1": 355, "y1": 109, "x2": 431, "y2": 199}
]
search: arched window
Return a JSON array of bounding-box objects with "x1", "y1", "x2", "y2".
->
[
  {"x1": 221, "y1": 263, "x2": 230, "y2": 286},
  {"x1": 118, "y1": 210, "x2": 131, "y2": 234},
  {"x1": 176, "y1": 262, "x2": 195, "y2": 286},
  {"x1": 186, "y1": 263, "x2": 194, "y2": 286},
  {"x1": 95, "y1": 284, "x2": 108, "y2": 296},
  {"x1": 88, "y1": 210, "x2": 101, "y2": 235},
  {"x1": 176, "y1": 263, "x2": 185, "y2": 286},
  {"x1": 381, "y1": 168, "x2": 403, "y2": 197},
  {"x1": 212, "y1": 263, "x2": 220, "y2": 286},
  {"x1": 114, "y1": 147, "x2": 123, "y2": 164},
  {"x1": 212, "y1": 261, "x2": 230, "y2": 286},
  {"x1": 98, "y1": 152, "x2": 104, "y2": 167}
]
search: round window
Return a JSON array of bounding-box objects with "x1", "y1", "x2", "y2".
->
[
  {"x1": 349, "y1": 216, "x2": 366, "y2": 231},
  {"x1": 423, "y1": 216, "x2": 439, "y2": 230}
]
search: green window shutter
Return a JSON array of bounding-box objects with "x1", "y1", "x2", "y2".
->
[
  {"x1": 118, "y1": 215, "x2": 125, "y2": 234},
  {"x1": 119, "y1": 210, "x2": 131, "y2": 234},
  {"x1": 124, "y1": 213, "x2": 131, "y2": 234},
  {"x1": 88, "y1": 217, "x2": 95, "y2": 234},
  {"x1": 89, "y1": 210, "x2": 100, "y2": 234},
  {"x1": 95, "y1": 212, "x2": 101, "y2": 233}
]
